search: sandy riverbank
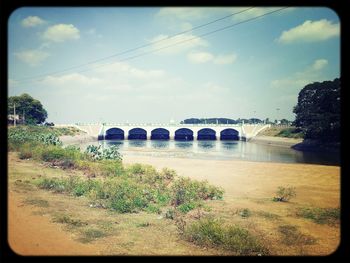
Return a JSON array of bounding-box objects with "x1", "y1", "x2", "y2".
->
[
  {"x1": 122, "y1": 154, "x2": 340, "y2": 207},
  {"x1": 249, "y1": 135, "x2": 303, "y2": 148}
]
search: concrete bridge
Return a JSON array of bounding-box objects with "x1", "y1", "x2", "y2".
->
[{"x1": 73, "y1": 123, "x2": 270, "y2": 141}]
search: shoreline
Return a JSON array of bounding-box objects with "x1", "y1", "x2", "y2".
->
[{"x1": 248, "y1": 135, "x2": 302, "y2": 148}]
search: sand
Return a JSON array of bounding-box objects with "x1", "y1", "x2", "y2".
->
[{"x1": 122, "y1": 155, "x2": 340, "y2": 207}]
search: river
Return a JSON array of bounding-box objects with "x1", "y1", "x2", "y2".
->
[{"x1": 72, "y1": 139, "x2": 340, "y2": 166}]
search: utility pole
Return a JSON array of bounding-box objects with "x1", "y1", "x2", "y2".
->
[{"x1": 13, "y1": 103, "x2": 16, "y2": 127}]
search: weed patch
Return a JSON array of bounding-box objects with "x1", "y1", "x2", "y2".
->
[
  {"x1": 237, "y1": 208, "x2": 251, "y2": 218},
  {"x1": 184, "y1": 217, "x2": 268, "y2": 255},
  {"x1": 256, "y1": 211, "x2": 280, "y2": 220},
  {"x1": 24, "y1": 198, "x2": 49, "y2": 207},
  {"x1": 278, "y1": 225, "x2": 316, "y2": 246},
  {"x1": 52, "y1": 213, "x2": 88, "y2": 227},
  {"x1": 296, "y1": 207, "x2": 340, "y2": 225},
  {"x1": 78, "y1": 228, "x2": 108, "y2": 243}
]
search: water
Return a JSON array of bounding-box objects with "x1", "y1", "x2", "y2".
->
[{"x1": 75, "y1": 139, "x2": 340, "y2": 166}]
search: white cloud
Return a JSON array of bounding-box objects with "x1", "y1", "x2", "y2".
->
[
  {"x1": 213, "y1": 53, "x2": 237, "y2": 65},
  {"x1": 312, "y1": 59, "x2": 328, "y2": 70},
  {"x1": 21, "y1": 16, "x2": 46, "y2": 27},
  {"x1": 43, "y1": 24, "x2": 80, "y2": 42},
  {"x1": 230, "y1": 7, "x2": 280, "y2": 21},
  {"x1": 271, "y1": 58, "x2": 329, "y2": 89},
  {"x1": 187, "y1": 51, "x2": 236, "y2": 65},
  {"x1": 156, "y1": 8, "x2": 215, "y2": 21},
  {"x1": 187, "y1": 51, "x2": 214, "y2": 63},
  {"x1": 41, "y1": 73, "x2": 101, "y2": 87},
  {"x1": 93, "y1": 62, "x2": 165, "y2": 79},
  {"x1": 150, "y1": 33, "x2": 208, "y2": 55},
  {"x1": 14, "y1": 49, "x2": 50, "y2": 66},
  {"x1": 278, "y1": 19, "x2": 339, "y2": 44}
]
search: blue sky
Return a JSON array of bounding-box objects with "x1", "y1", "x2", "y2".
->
[{"x1": 8, "y1": 7, "x2": 340, "y2": 124}]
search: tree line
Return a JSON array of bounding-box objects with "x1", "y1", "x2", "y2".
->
[{"x1": 180, "y1": 118, "x2": 291, "y2": 125}]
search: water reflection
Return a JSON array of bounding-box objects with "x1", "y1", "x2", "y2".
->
[
  {"x1": 151, "y1": 140, "x2": 169, "y2": 149},
  {"x1": 221, "y1": 141, "x2": 239, "y2": 150},
  {"x1": 198, "y1": 141, "x2": 215, "y2": 150},
  {"x1": 79, "y1": 139, "x2": 340, "y2": 165},
  {"x1": 175, "y1": 141, "x2": 193, "y2": 149},
  {"x1": 128, "y1": 140, "x2": 147, "y2": 148},
  {"x1": 105, "y1": 140, "x2": 123, "y2": 147}
]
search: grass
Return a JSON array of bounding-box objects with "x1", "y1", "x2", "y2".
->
[
  {"x1": 136, "y1": 222, "x2": 151, "y2": 227},
  {"x1": 256, "y1": 211, "x2": 280, "y2": 220},
  {"x1": 278, "y1": 225, "x2": 316, "y2": 246},
  {"x1": 184, "y1": 217, "x2": 268, "y2": 255},
  {"x1": 52, "y1": 213, "x2": 88, "y2": 227},
  {"x1": 259, "y1": 126, "x2": 304, "y2": 139},
  {"x1": 296, "y1": 207, "x2": 340, "y2": 225},
  {"x1": 78, "y1": 228, "x2": 108, "y2": 243},
  {"x1": 24, "y1": 198, "x2": 49, "y2": 207}
]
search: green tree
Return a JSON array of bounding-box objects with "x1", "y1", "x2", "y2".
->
[
  {"x1": 8, "y1": 93, "x2": 48, "y2": 125},
  {"x1": 293, "y1": 78, "x2": 340, "y2": 142},
  {"x1": 280, "y1": 119, "x2": 290, "y2": 125}
]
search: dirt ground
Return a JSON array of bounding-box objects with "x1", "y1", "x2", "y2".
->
[{"x1": 8, "y1": 152, "x2": 340, "y2": 256}]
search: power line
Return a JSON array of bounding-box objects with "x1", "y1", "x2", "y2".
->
[
  {"x1": 15, "y1": 7, "x2": 289, "y2": 84},
  {"x1": 76, "y1": 7, "x2": 289, "y2": 74},
  {"x1": 14, "y1": 7, "x2": 255, "y2": 82}
]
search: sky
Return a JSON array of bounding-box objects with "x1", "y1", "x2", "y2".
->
[{"x1": 8, "y1": 7, "x2": 340, "y2": 124}]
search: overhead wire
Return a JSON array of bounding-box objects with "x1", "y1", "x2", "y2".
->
[
  {"x1": 14, "y1": 7, "x2": 289, "y2": 84},
  {"x1": 14, "y1": 7, "x2": 255, "y2": 82}
]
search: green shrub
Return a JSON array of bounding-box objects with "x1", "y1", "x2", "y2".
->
[
  {"x1": 85, "y1": 145, "x2": 122, "y2": 161},
  {"x1": 178, "y1": 202, "x2": 198, "y2": 213},
  {"x1": 277, "y1": 128, "x2": 304, "y2": 139},
  {"x1": 98, "y1": 160, "x2": 124, "y2": 177},
  {"x1": 161, "y1": 167, "x2": 177, "y2": 180},
  {"x1": 37, "y1": 177, "x2": 68, "y2": 193},
  {"x1": 184, "y1": 217, "x2": 268, "y2": 255},
  {"x1": 18, "y1": 143, "x2": 34, "y2": 159},
  {"x1": 145, "y1": 204, "x2": 162, "y2": 214},
  {"x1": 171, "y1": 177, "x2": 223, "y2": 207},
  {"x1": 273, "y1": 186, "x2": 296, "y2": 202},
  {"x1": 103, "y1": 179, "x2": 149, "y2": 213},
  {"x1": 41, "y1": 146, "x2": 67, "y2": 162}
]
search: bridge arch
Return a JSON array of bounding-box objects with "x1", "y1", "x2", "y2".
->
[
  {"x1": 105, "y1": 128, "x2": 125, "y2": 140},
  {"x1": 220, "y1": 128, "x2": 239, "y2": 140},
  {"x1": 128, "y1": 128, "x2": 147, "y2": 140},
  {"x1": 175, "y1": 128, "x2": 193, "y2": 141},
  {"x1": 198, "y1": 128, "x2": 216, "y2": 140},
  {"x1": 151, "y1": 128, "x2": 170, "y2": 140}
]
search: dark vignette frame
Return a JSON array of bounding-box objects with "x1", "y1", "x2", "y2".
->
[{"x1": 0, "y1": 0, "x2": 348, "y2": 262}]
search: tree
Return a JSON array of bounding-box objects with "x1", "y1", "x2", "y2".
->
[
  {"x1": 8, "y1": 93, "x2": 48, "y2": 125},
  {"x1": 280, "y1": 119, "x2": 290, "y2": 125},
  {"x1": 293, "y1": 78, "x2": 340, "y2": 142}
]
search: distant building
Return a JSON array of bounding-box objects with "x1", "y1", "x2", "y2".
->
[{"x1": 8, "y1": 114, "x2": 24, "y2": 125}]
